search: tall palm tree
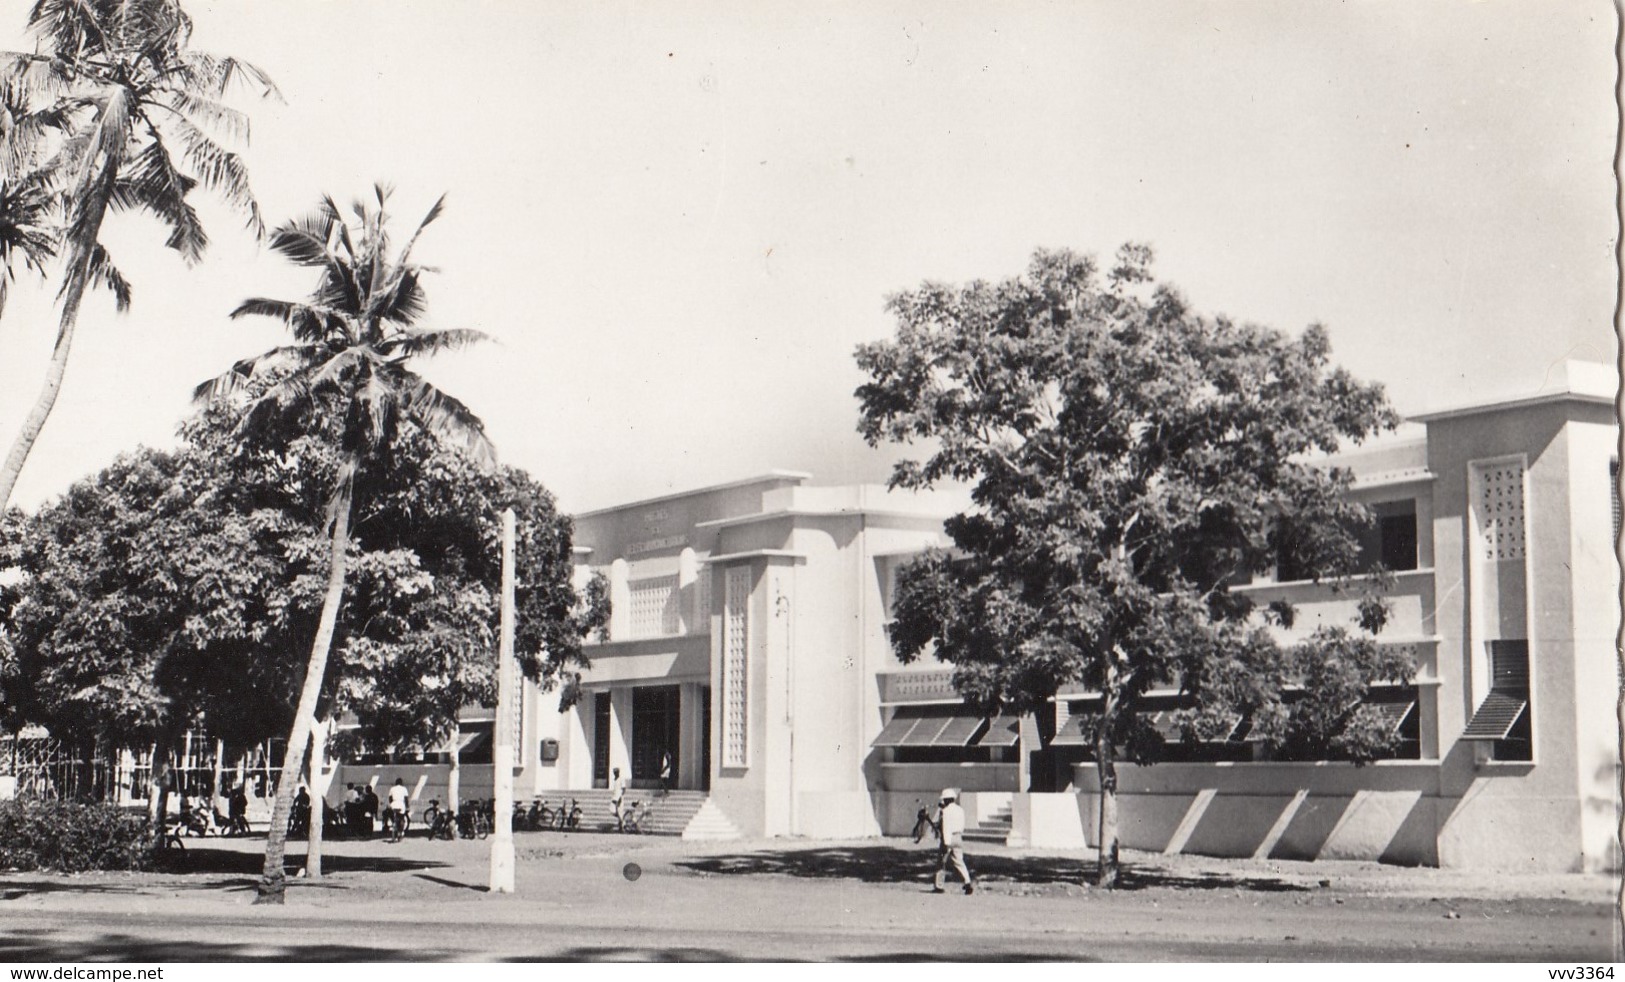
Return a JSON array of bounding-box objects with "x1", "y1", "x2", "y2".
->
[
  {"x1": 196, "y1": 187, "x2": 492, "y2": 905},
  {"x1": 0, "y1": 0, "x2": 278, "y2": 510}
]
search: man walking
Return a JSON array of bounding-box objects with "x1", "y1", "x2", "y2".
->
[
  {"x1": 385, "y1": 778, "x2": 410, "y2": 842},
  {"x1": 933, "y1": 788, "x2": 974, "y2": 895},
  {"x1": 609, "y1": 767, "x2": 628, "y2": 831}
]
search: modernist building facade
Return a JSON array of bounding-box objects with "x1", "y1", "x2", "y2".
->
[{"x1": 336, "y1": 362, "x2": 1619, "y2": 872}]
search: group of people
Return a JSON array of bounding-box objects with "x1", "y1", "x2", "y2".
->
[{"x1": 286, "y1": 778, "x2": 412, "y2": 839}]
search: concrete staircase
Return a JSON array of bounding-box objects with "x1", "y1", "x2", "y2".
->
[
  {"x1": 962, "y1": 803, "x2": 1012, "y2": 845},
  {"x1": 680, "y1": 798, "x2": 743, "y2": 841},
  {"x1": 526, "y1": 789, "x2": 708, "y2": 836}
]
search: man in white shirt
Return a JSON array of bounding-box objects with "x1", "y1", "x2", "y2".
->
[
  {"x1": 932, "y1": 788, "x2": 975, "y2": 895},
  {"x1": 385, "y1": 778, "x2": 410, "y2": 840},
  {"x1": 609, "y1": 767, "x2": 628, "y2": 831}
]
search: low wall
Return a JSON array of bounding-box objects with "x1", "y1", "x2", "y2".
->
[
  {"x1": 333, "y1": 763, "x2": 496, "y2": 815},
  {"x1": 1064, "y1": 762, "x2": 1441, "y2": 865}
]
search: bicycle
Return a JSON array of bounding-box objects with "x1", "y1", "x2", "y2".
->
[
  {"x1": 552, "y1": 797, "x2": 581, "y2": 832},
  {"x1": 458, "y1": 800, "x2": 491, "y2": 839},
  {"x1": 911, "y1": 802, "x2": 940, "y2": 844},
  {"x1": 384, "y1": 807, "x2": 408, "y2": 843},
  {"x1": 428, "y1": 808, "x2": 457, "y2": 841},
  {"x1": 621, "y1": 799, "x2": 654, "y2": 834},
  {"x1": 527, "y1": 797, "x2": 554, "y2": 831}
]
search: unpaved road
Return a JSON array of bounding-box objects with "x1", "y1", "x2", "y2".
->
[{"x1": 0, "y1": 832, "x2": 1616, "y2": 961}]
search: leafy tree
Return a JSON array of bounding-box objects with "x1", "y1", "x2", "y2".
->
[
  {"x1": 855, "y1": 246, "x2": 1409, "y2": 887},
  {"x1": 0, "y1": 442, "x2": 313, "y2": 834},
  {"x1": 0, "y1": 0, "x2": 278, "y2": 509},
  {"x1": 195, "y1": 187, "x2": 492, "y2": 904}
]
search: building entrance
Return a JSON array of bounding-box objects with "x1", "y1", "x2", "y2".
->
[
  {"x1": 592, "y1": 693, "x2": 611, "y2": 789},
  {"x1": 632, "y1": 685, "x2": 680, "y2": 788}
]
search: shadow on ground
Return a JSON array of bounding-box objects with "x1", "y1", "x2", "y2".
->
[
  {"x1": 0, "y1": 848, "x2": 451, "y2": 900},
  {"x1": 0, "y1": 932, "x2": 460, "y2": 962},
  {"x1": 675, "y1": 845, "x2": 1309, "y2": 893}
]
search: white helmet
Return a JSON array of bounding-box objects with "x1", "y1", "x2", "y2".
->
[{"x1": 939, "y1": 788, "x2": 959, "y2": 802}]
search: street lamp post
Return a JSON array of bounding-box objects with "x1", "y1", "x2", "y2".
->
[{"x1": 489, "y1": 507, "x2": 517, "y2": 893}]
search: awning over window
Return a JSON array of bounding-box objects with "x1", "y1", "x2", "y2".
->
[
  {"x1": 428, "y1": 727, "x2": 490, "y2": 756},
  {"x1": 873, "y1": 707, "x2": 1006, "y2": 748},
  {"x1": 979, "y1": 715, "x2": 1021, "y2": 747},
  {"x1": 1460, "y1": 691, "x2": 1528, "y2": 741},
  {"x1": 1368, "y1": 701, "x2": 1416, "y2": 736}
]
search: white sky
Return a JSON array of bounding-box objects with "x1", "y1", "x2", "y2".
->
[{"x1": 0, "y1": 0, "x2": 1617, "y2": 515}]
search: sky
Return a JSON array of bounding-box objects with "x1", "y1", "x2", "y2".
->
[{"x1": 0, "y1": 0, "x2": 1617, "y2": 515}]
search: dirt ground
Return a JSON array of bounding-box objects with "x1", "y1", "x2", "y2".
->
[{"x1": 0, "y1": 829, "x2": 1617, "y2": 962}]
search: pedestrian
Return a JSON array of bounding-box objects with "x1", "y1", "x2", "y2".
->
[
  {"x1": 932, "y1": 788, "x2": 974, "y2": 895},
  {"x1": 385, "y1": 778, "x2": 410, "y2": 841},
  {"x1": 291, "y1": 786, "x2": 311, "y2": 837},
  {"x1": 228, "y1": 783, "x2": 250, "y2": 836},
  {"x1": 658, "y1": 751, "x2": 673, "y2": 796},
  {"x1": 361, "y1": 783, "x2": 380, "y2": 837},
  {"x1": 609, "y1": 767, "x2": 628, "y2": 831},
  {"x1": 343, "y1": 782, "x2": 362, "y2": 837}
]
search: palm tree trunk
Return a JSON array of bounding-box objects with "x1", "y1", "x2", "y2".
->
[
  {"x1": 304, "y1": 712, "x2": 330, "y2": 880},
  {"x1": 256, "y1": 482, "x2": 353, "y2": 905},
  {"x1": 0, "y1": 253, "x2": 95, "y2": 510}
]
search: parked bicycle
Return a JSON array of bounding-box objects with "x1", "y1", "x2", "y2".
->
[
  {"x1": 422, "y1": 799, "x2": 458, "y2": 841},
  {"x1": 911, "y1": 801, "x2": 941, "y2": 844},
  {"x1": 512, "y1": 797, "x2": 552, "y2": 832},
  {"x1": 621, "y1": 799, "x2": 654, "y2": 834},
  {"x1": 458, "y1": 799, "x2": 492, "y2": 839},
  {"x1": 552, "y1": 797, "x2": 581, "y2": 832}
]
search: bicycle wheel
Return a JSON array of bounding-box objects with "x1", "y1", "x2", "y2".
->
[
  {"x1": 476, "y1": 816, "x2": 490, "y2": 840},
  {"x1": 421, "y1": 805, "x2": 439, "y2": 830}
]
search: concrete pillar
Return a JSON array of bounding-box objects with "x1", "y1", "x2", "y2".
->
[
  {"x1": 609, "y1": 558, "x2": 631, "y2": 641},
  {"x1": 679, "y1": 682, "x2": 706, "y2": 791},
  {"x1": 678, "y1": 548, "x2": 699, "y2": 634},
  {"x1": 610, "y1": 687, "x2": 633, "y2": 779}
]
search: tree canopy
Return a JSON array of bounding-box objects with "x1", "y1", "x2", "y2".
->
[{"x1": 855, "y1": 245, "x2": 1411, "y2": 884}]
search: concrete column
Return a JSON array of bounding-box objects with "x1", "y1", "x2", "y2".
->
[
  {"x1": 679, "y1": 682, "x2": 706, "y2": 791},
  {"x1": 678, "y1": 548, "x2": 699, "y2": 634},
  {"x1": 609, "y1": 558, "x2": 631, "y2": 641},
  {"x1": 610, "y1": 687, "x2": 633, "y2": 779}
]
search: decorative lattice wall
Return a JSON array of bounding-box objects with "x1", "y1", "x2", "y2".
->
[
  {"x1": 722, "y1": 566, "x2": 750, "y2": 768},
  {"x1": 628, "y1": 574, "x2": 681, "y2": 638},
  {"x1": 1473, "y1": 460, "x2": 1526, "y2": 562}
]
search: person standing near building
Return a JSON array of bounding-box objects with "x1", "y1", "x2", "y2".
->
[
  {"x1": 932, "y1": 788, "x2": 974, "y2": 895},
  {"x1": 658, "y1": 751, "x2": 673, "y2": 796},
  {"x1": 361, "y1": 783, "x2": 381, "y2": 837},
  {"x1": 610, "y1": 767, "x2": 628, "y2": 831},
  {"x1": 385, "y1": 778, "x2": 411, "y2": 841}
]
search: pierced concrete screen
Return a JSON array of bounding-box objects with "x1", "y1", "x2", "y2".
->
[
  {"x1": 721, "y1": 566, "x2": 750, "y2": 768},
  {"x1": 629, "y1": 574, "x2": 681, "y2": 638},
  {"x1": 1475, "y1": 460, "x2": 1526, "y2": 562}
]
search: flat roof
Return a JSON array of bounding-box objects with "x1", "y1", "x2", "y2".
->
[{"x1": 573, "y1": 470, "x2": 812, "y2": 519}]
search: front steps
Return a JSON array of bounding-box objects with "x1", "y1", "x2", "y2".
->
[
  {"x1": 680, "y1": 799, "x2": 743, "y2": 841},
  {"x1": 963, "y1": 803, "x2": 1013, "y2": 845},
  {"x1": 525, "y1": 788, "x2": 708, "y2": 836}
]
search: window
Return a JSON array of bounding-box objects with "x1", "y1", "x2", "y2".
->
[
  {"x1": 1610, "y1": 459, "x2": 1620, "y2": 543},
  {"x1": 1460, "y1": 640, "x2": 1531, "y2": 761},
  {"x1": 1354, "y1": 499, "x2": 1418, "y2": 573},
  {"x1": 1274, "y1": 498, "x2": 1418, "y2": 581}
]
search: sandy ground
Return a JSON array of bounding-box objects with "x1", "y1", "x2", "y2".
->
[{"x1": 0, "y1": 829, "x2": 1617, "y2": 962}]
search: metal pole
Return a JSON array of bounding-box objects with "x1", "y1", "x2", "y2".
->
[{"x1": 489, "y1": 507, "x2": 517, "y2": 893}]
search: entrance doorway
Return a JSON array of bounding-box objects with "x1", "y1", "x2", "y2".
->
[
  {"x1": 592, "y1": 693, "x2": 611, "y2": 789},
  {"x1": 632, "y1": 685, "x2": 680, "y2": 789}
]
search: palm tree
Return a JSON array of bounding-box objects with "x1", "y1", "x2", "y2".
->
[
  {"x1": 196, "y1": 187, "x2": 492, "y2": 905},
  {"x1": 0, "y1": 0, "x2": 278, "y2": 509}
]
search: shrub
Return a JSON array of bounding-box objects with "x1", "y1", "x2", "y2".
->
[{"x1": 0, "y1": 797, "x2": 152, "y2": 873}]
